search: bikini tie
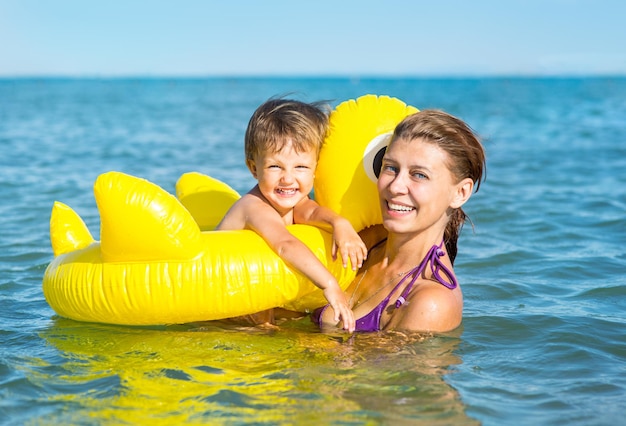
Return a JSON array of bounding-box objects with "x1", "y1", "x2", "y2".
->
[{"x1": 395, "y1": 242, "x2": 458, "y2": 308}]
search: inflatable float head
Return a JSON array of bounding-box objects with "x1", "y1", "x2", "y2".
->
[{"x1": 314, "y1": 95, "x2": 419, "y2": 232}]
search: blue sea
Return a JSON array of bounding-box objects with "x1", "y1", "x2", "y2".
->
[{"x1": 1, "y1": 77, "x2": 625, "y2": 425}]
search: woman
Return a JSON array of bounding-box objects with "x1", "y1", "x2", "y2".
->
[{"x1": 313, "y1": 109, "x2": 486, "y2": 333}]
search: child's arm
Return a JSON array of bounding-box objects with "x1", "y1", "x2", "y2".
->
[
  {"x1": 243, "y1": 199, "x2": 355, "y2": 332},
  {"x1": 294, "y1": 198, "x2": 367, "y2": 271}
]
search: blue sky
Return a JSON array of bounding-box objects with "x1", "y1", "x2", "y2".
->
[{"x1": 1, "y1": 0, "x2": 625, "y2": 77}]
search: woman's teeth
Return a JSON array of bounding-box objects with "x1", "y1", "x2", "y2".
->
[{"x1": 388, "y1": 202, "x2": 414, "y2": 212}]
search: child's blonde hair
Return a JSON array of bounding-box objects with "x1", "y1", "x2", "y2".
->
[{"x1": 245, "y1": 98, "x2": 330, "y2": 162}]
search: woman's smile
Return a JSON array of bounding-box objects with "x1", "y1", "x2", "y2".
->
[{"x1": 386, "y1": 201, "x2": 416, "y2": 213}]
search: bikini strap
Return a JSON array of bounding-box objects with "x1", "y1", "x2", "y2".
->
[
  {"x1": 395, "y1": 241, "x2": 458, "y2": 308},
  {"x1": 431, "y1": 245, "x2": 457, "y2": 290}
]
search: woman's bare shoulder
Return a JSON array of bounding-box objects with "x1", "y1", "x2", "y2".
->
[{"x1": 392, "y1": 283, "x2": 462, "y2": 333}]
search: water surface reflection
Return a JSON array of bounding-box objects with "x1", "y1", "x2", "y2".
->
[{"x1": 34, "y1": 317, "x2": 477, "y2": 424}]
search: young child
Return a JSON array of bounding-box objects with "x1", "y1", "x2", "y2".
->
[{"x1": 217, "y1": 98, "x2": 367, "y2": 332}]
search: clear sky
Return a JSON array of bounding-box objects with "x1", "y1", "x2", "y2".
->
[{"x1": 1, "y1": 0, "x2": 625, "y2": 77}]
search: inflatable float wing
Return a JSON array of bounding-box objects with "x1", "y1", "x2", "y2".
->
[
  {"x1": 42, "y1": 95, "x2": 418, "y2": 325},
  {"x1": 175, "y1": 171, "x2": 241, "y2": 232}
]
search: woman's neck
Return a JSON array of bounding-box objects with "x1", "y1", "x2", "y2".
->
[{"x1": 382, "y1": 229, "x2": 445, "y2": 272}]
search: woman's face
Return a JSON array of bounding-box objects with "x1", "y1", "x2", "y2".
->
[{"x1": 377, "y1": 137, "x2": 461, "y2": 236}]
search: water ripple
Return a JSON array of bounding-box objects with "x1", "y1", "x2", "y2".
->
[{"x1": 2, "y1": 77, "x2": 626, "y2": 425}]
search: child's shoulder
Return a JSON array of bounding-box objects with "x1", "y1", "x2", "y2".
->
[
  {"x1": 241, "y1": 188, "x2": 268, "y2": 206},
  {"x1": 230, "y1": 192, "x2": 258, "y2": 211},
  {"x1": 234, "y1": 190, "x2": 277, "y2": 217},
  {"x1": 219, "y1": 192, "x2": 271, "y2": 230}
]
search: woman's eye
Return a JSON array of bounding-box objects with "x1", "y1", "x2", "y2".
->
[
  {"x1": 412, "y1": 171, "x2": 427, "y2": 179},
  {"x1": 382, "y1": 164, "x2": 397, "y2": 174}
]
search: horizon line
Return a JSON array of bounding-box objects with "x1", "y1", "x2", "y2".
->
[{"x1": 1, "y1": 72, "x2": 625, "y2": 80}]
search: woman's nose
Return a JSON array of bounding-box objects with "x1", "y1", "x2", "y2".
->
[{"x1": 388, "y1": 173, "x2": 409, "y2": 194}]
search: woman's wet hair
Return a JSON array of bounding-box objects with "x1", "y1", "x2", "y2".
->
[{"x1": 390, "y1": 110, "x2": 486, "y2": 263}]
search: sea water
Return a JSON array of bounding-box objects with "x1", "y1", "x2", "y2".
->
[{"x1": 1, "y1": 77, "x2": 624, "y2": 425}]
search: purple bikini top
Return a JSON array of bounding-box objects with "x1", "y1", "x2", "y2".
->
[{"x1": 312, "y1": 240, "x2": 457, "y2": 332}]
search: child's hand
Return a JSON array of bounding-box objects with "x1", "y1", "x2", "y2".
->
[
  {"x1": 332, "y1": 220, "x2": 368, "y2": 270},
  {"x1": 323, "y1": 284, "x2": 355, "y2": 333}
]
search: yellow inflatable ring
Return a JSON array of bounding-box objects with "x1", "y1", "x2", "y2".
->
[{"x1": 42, "y1": 95, "x2": 418, "y2": 325}]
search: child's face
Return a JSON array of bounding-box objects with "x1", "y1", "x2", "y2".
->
[{"x1": 247, "y1": 139, "x2": 317, "y2": 215}]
